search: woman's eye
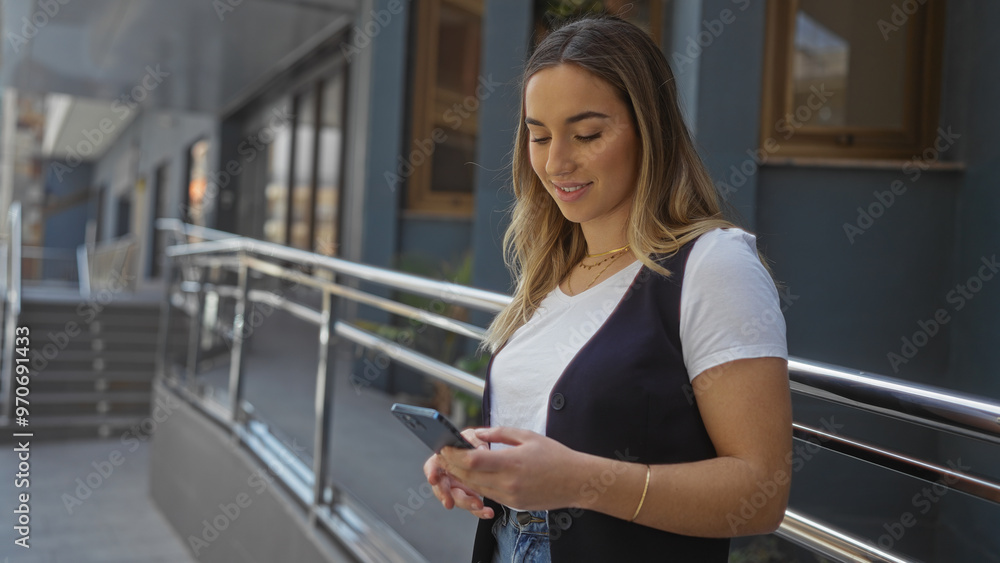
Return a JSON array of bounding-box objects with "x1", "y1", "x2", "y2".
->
[
  {"x1": 576, "y1": 132, "x2": 602, "y2": 142},
  {"x1": 529, "y1": 137, "x2": 550, "y2": 144}
]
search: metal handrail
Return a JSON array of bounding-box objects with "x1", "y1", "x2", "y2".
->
[
  {"x1": 165, "y1": 236, "x2": 510, "y2": 313},
  {"x1": 777, "y1": 510, "x2": 914, "y2": 563},
  {"x1": 158, "y1": 222, "x2": 999, "y2": 563},
  {"x1": 792, "y1": 422, "x2": 1000, "y2": 504},
  {"x1": 163, "y1": 231, "x2": 1000, "y2": 444},
  {"x1": 20, "y1": 244, "x2": 82, "y2": 286},
  {"x1": 155, "y1": 218, "x2": 237, "y2": 243},
  {"x1": 789, "y1": 358, "x2": 1000, "y2": 445},
  {"x1": 0, "y1": 202, "x2": 21, "y2": 421}
]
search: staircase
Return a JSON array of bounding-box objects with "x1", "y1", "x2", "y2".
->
[{"x1": 12, "y1": 298, "x2": 172, "y2": 440}]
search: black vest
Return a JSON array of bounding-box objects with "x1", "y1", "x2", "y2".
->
[{"x1": 472, "y1": 242, "x2": 730, "y2": 562}]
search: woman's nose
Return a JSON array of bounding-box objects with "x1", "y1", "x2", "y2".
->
[{"x1": 545, "y1": 137, "x2": 577, "y2": 177}]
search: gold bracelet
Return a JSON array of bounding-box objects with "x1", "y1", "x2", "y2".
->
[{"x1": 630, "y1": 464, "x2": 651, "y2": 522}]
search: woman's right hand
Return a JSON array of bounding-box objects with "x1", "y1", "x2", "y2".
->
[{"x1": 423, "y1": 428, "x2": 495, "y2": 519}]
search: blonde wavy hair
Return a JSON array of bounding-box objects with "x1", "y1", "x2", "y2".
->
[{"x1": 482, "y1": 15, "x2": 743, "y2": 352}]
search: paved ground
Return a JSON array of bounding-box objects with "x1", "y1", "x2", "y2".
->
[{"x1": 0, "y1": 438, "x2": 196, "y2": 563}]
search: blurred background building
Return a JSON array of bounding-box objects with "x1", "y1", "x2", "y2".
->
[{"x1": 0, "y1": 1, "x2": 997, "y2": 562}]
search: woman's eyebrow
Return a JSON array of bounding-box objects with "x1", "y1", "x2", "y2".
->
[{"x1": 524, "y1": 111, "x2": 611, "y2": 127}]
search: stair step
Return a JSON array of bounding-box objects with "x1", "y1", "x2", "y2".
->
[
  {"x1": 33, "y1": 380, "x2": 152, "y2": 394},
  {"x1": 29, "y1": 371, "x2": 155, "y2": 382},
  {"x1": 25, "y1": 342, "x2": 160, "y2": 356},
  {"x1": 18, "y1": 317, "x2": 161, "y2": 332},
  {"x1": 34, "y1": 402, "x2": 150, "y2": 417},
  {"x1": 29, "y1": 362, "x2": 156, "y2": 373},
  {"x1": 21, "y1": 301, "x2": 161, "y2": 312},
  {"x1": 31, "y1": 391, "x2": 151, "y2": 405},
  {"x1": 23, "y1": 350, "x2": 157, "y2": 362},
  {"x1": 0, "y1": 415, "x2": 153, "y2": 441},
  {"x1": 19, "y1": 320, "x2": 161, "y2": 333},
  {"x1": 27, "y1": 342, "x2": 160, "y2": 356}
]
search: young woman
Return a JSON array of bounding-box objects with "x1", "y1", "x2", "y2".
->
[{"x1": 423, "y1": 15, "x2": 791, "y2": 563}]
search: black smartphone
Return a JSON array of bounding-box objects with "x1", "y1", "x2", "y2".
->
[{"x1": 391, "y1": 403, "x2": 475, "y2": 453}]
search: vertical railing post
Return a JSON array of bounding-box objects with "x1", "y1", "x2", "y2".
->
[
  {"x1": 1, "y1": 202, "x2": 21, "y2": 421},
  {"x1": 0, "y1": 242, "x2": 6, "y2": 422},
  {"x1": 310, "y1": 290, "x2": 338, "y2": 522},
  {"x1": 155, "y1": 232, "x2": 177, "y2": 383},
  {"x1": 76, "y1": 243, "x2": 90, "y2": 299},
  {"x1": 228, "y1": 256, "x2": 250, "y2": 424},
  {"x1": 185, "y1": 259, "x2": 204, "y2": 389}
]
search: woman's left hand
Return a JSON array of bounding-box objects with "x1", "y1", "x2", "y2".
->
[{"x1": 437, "y1": 426, "x2": 584, "y2": 511}]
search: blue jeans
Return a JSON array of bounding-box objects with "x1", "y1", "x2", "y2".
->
[{"x1": 491, "y1": 505, "x2": 551, "y2": 563}]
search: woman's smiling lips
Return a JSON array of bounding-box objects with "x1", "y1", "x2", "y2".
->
[{"x1": 551, "y1": 181, "x2": 592, "y2": 202}]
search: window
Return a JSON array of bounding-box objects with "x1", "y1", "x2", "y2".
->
[
  {"x1": 315, "y1": 74, "x2": 345, "y2": 256},
  {"x1": 115, "y1": 194, "x2": 132, "y2": 238},
  {"x1": 149, "y1": 163, "x2": 169, "y2": 277},
  {"x1": 185, "y1": 139, "x2": 210, "y2": 226},
  {"x1": 261, "y1": 97, "x2": 293, "y2": 245},
  {"x1": 760, "y1": 0, "x2": 944, "y2": 160},
  {"x1": 407, "y1": 0, "x2": 484, "y2": 215},
  {"x1": 251, "y1": 68, "x2": 347, "y2": 254}
]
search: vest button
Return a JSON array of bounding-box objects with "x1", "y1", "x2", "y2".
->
[
  {"x1": 553, "y1": 510, "x2": 572, "y2": 530},
  {"x1": 551, "y1": 393, "x2": 565, "y2": 410}
]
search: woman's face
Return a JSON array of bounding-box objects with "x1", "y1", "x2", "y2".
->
[{"x1": 524, "y1": 64, "x2": 640, "y2": 230}]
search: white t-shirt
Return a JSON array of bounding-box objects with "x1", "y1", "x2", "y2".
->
[{"x1": 489, "y1": 228, "x2": 788, "y2": 443}]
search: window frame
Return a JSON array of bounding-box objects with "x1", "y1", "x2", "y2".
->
[
  {"x1": 407, "y1": 0, "x2": 484, "y2": 216},
  {"x1": 230, "y1": 54, "x2": 349, "y2": 253},
  {"x1": 759, "y1": 0, "x2": 945, "y2": 161}
]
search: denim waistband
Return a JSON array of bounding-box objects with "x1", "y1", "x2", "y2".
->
[{"x1": 498, "y1": 505, "x2": 547, "y2": 530}]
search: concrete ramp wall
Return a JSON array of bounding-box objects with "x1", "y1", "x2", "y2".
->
[{"x1": 148, "y1": 385, "x2": 354, "y2": 563}]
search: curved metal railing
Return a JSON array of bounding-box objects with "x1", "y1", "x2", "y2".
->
[
  {"x1": 0, "y1": 202, "x2": 21, "y2": 423},
  {"x1": 155, "y1": 221, "x2": 1000, "y2": 563}
]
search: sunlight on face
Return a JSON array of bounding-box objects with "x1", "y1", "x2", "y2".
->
[{"x1": 524, "y1": 64, "x2": 640, "y2": 231}]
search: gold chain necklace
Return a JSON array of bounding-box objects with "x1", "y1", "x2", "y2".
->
[
  {"x1": 586, "y1": 244, "x2": 630, "y2": 259},
  {"x1": 577, "y1": 253, "x2": 617, "y2": 270},
  {"x1": 567, "y1": 245, "x2": 631, "y2": 294}
]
